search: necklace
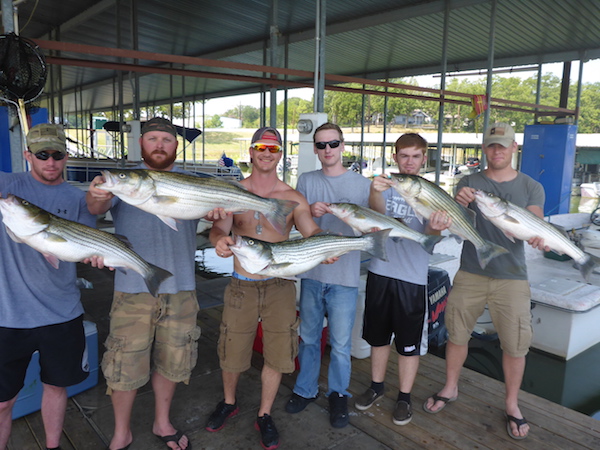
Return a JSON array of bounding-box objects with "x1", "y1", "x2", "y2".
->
[{"x1": 250, "y1": 177, "x2": 278, "y2": 235}]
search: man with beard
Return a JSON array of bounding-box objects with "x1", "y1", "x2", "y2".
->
[
  {"x1": 0, "y1": 124, "x2": 96, "y2": 450},
  {"x1": 87, "y1": 118, "x2": 198, "y2": 450}
]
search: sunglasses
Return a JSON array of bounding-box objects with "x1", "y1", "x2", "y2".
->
[
  {"x1": 252, "y1": 143, "x2": 282, "y2": 153},
  {"x1": 315, "y1": 140, "x2": 341, "y2": 150},
  {"x1": 31, "y1": 151, "x2": 66, "y2": 161}
]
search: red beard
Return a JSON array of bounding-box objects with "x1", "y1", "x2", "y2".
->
[{"x1": 142, "y1": 149, "x2": 176, "y2": 170}]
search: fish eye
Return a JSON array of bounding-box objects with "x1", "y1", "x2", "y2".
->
[
  {"x1": 118, "y1": 173, "x2": 126, "y2": 178},
  {"x1": 248, "y1": 239, "x2": 254, "y2": 245},
  {"x1": 21, "y1": 200, "x2": 30, "y2": 206}
]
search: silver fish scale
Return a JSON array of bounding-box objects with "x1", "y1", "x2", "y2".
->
[
  {"x1": 269, "y1": 236, "x2": 371, "y2": 264},
  {"x1": 150, "y1": 173, "x2": 270, "y2": 212},
  {"x1": 46, "y1": 216, "x2": 150, "y2": 272}
]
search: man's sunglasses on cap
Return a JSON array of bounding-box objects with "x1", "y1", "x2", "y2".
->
[
  {"x1": 252, "y1": 143, "x2": 282, "y2": 153},
  {"x1": 315, "y1": 140, "x2": 341, "y2": 150},
  {"x1": 31, "y1": 151, "x2": 66, "y2": 161}
]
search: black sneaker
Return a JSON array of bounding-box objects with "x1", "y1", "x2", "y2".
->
[
  {"x1": 328, "y1": 392, "x2": 349, "y2": 428},
  {"x1": 354, "y1": 387, "x2": 384, "y2": 411},
  {"x1": 285, "y1": 392, "x2": 318, "y2": 414},
  {"x1": 205, "y1": 400, "x2": 239, "y2": 432},
  {"x1": 392, "y1": 400, "x2": 413, "y2": 425},
  {"x1": 254, "y1": 414, "x2": 279, "y2": 450}
]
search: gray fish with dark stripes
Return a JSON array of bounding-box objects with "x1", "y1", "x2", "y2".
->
[
  {"x1": 390, "y1": 173, "x2": 508, "y2": 269},
  {"x1": 474, "y1": 189, "x2": 596, "y2": 281},
  {"x1": 0, "y1": 194, "x2": 172, "y2": 296},
  {"x1": 230, "y1": 229, "x2": 391, "y2": 277},
  {"x1": 328, "y1": 202, "x2": 443, "y2": 254},
  {"x1": 97, "y1": 169, "x2": 298, "y2": 234}
]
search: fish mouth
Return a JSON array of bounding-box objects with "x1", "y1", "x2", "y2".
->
[{"x1": 98, "y1": 170, "x2": 117, "y2": 188}]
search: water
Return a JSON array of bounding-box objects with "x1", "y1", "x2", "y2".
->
[
  {"x1": 429, "y1": 337, "x2": 600, "y2": 419},
  {"x1": 195, "y1": 247, "x2": 233, "y2": 278}
]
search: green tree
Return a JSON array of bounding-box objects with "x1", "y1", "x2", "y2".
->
[
  {"x1": 223, "y1": 105, "x2": 260, "y2": 128},
  {"x1": 205, "y1": 114, "x2": 223, "y2": 128}
]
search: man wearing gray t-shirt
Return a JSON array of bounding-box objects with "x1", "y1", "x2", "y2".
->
[
  {"x1": 424, "y1": 123, "x2": 546, "y2": 441},
  {"x1": 284, "y1": 122, "x2": 371, "y2": 428}
]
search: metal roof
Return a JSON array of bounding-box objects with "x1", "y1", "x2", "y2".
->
[{"x1": 5, "y1": 0, "x2": 600, "y2": 114}]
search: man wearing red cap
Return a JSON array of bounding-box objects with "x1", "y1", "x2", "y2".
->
[{"x1": 207, "y1": 127, "x2": 324, "y2": 449}]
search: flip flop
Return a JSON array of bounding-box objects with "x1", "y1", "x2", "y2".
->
[
  {"x1": 506, "y1": 414, "x2": 529, "y2": 440},
  {"x1": 154, "y1": 430, "x2": 192, "y2": 450},
  {"x1": 422, "y1": 393, "x2": 457, "y2": 414}
]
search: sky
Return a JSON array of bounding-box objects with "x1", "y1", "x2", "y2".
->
[{"x1": 202, "y1": 59, "x2": 600, "y2": 117}]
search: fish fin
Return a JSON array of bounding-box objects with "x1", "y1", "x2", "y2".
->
[
  {"x1": 502, "y1": 231, "x2": 517, "y2": 243},
  {"x1": 476, "y1": 240, "x2": 509, "y2": 269},
  {"x1": 143, "y1": 264, "x2": 174, "y2": 297},
  {"x1": 5, "y1": 227, "x2": 23, "y2": 243},
  {"x1": 44, "y1": 254, "x2": 60, "y2": 269},
  {"x1": 364, "y1": 229, "x2": 391, "y2": 261},
  {"x1": 157, "y1": 215, "x2": 179, "y2": 231},
  {"x1": 502, "y1": 214, "x2": 521, "y2": 225},
  {"x1": 263, "y1": 199, "x2": 298, "y2": 235},
  {"x1": 390, "y1": 236, "x2": 403, "y2": 243},
  {"x1": 43, "y1": 232, "x2": 68, "y2": 243},
  {"x1": 421, "y1": 234, "x2": 444, "y2": 255},
  {"x1": 113, "y1": 234, "x2": 134, "y2": 249},
  {"x1": 451, "y1": 233, "x2": 463, "y2": 243}
]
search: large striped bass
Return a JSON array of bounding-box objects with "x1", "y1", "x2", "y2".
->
[
  {"x1": 97, "y1": 169, "x2": 298, "y2": 234},
  {"x1": 230, "y1": 229, "x2": 391, "y2": 277},
  {"x1": 474, "y1": 190, "x2": 596, "y2": 281},
  {"x1": 0, "y1": 194, "x2": 172, "y2": 296},
  {"x1": 328, "y1": 202, "x2": 443, "y2": 254},
  {"x1": 390, "y1": 173, "x2": 508, "y2": 269}
]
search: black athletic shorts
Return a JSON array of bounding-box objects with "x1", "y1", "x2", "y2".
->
[
  {"x1": 362, "y1": 272, "x2": 428, "y2": 356},
  {"x1": 0, "y1": 315, "x2": 88, "y2": 401}
]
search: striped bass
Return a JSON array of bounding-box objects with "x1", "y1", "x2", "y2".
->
[
  {"x1": 390, "y1": 173, "x2": 508, "y2": 269},
  {"x1": 474, "y1": 190, "x2": 596, "y2": 281},
  {"x1": 0, "y1": 194, "x2": 172, "y2": 296},
  {"x1": 328, "y1": 202, "x2": 443, "y2": 254},
  {"x1": 97, "y1": 169, "x2": 298, "y2": 234},
  {"x1": 230, "y1": 229, "x2": 391, "y2": 277}
]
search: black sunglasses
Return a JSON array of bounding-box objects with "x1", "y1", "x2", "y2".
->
[
  {"x1": 31, "y1": 151, "x2": 66, "y2": 161},
  {"x1": 315, "y1": 140, "x2": 341, "y2": 150}
]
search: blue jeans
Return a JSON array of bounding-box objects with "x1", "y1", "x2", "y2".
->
[{"x1": 293, "y1": 279, "x2": 358, "y2": 398}]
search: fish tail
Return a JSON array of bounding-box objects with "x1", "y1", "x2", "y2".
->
[
  {"x1": 577, "y1": 253, "x2": 596, "y2": 282},
  {"x1": 421, "y1": 234, "x2": 444, "y2": 255},
  {"x1": 143, "y1": 264, "x2": 174, "y2": 297},
  {"x1": 365, "y1": 229, "x2": 391, "y2": 262},
  {"x1": 264, "y1": 199, "x2": 298, "y2": 235},
  {"x1": 476, "y1": 240, "x2": 509, "y2": 269}
]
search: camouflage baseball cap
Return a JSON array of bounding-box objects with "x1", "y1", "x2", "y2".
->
[
  {"x1": 141, "y1": 117, "x2": 178, "y2": 137},
  {"x1": 26, "y1": 123, "x2": 67, "y2": 154}
]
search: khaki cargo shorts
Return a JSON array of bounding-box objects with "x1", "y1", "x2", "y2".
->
[
  {"x1": 218, "y1": 277, "x2": 299, "y2": 374},
  {"x1": 445, "y1": 270, "x2": 533, "y2": 357},
  {"x1": 102, "y1": 290, "x2": 201, "y2": 392}
]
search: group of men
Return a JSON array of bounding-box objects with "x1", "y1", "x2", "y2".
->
[{"x1": 0, "y1": 117, "x2": 545, "y2": 450}]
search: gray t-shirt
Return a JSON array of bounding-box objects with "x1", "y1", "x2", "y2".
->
[
  {"x1": 368, "y1": 187, "x2": 430, "y2": 286},
  {"x1": 0, "y1": 171, "x2": 95, "y2": 328},
  {"x1": 296, "y1": 169, "x2": 371, "y2": 288},
  {"x1": 456, "y1": 171, "x2": 545, "y2": 280},
  {"x1": 110, "y1": 165, "x2": 200, "y2": 294}
]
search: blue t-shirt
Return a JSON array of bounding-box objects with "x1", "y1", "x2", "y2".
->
[
  {"x1": 0, "y1": 171, "x2": 95, "y2": 328},
  {"x1": 368, "y1": 188, "x2": 430, "y2": 286},
  {"x1": 296, "y1": 170, "x2": 371, "y2": 288},
  {"x1": 110, "y1": 164, "x2": 200, "y2": 294}
]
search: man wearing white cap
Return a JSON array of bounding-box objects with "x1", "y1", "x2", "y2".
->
[{"x1": 423, "y1": 123, "x2": 547, "y2": 440}]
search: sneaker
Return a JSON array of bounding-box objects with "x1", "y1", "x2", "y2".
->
[
  {"x1": 205, "y1": 400, "x2": 239, "y2": 432},
  {"x1": 254, "y1": 413, "x2": 279, "y2": 450},
  {"x1": 392, "y1": 400, "x2": 413, "y2": 425},
  {"x1": 285, "y1": 392, "x2": 317, "y2": 414},
  {"x1": 354, "y1": 387, "x2": 384, "y2": 411},
  {"x1": 328, "y1": 392, "x2": 349, "y2": 428}
]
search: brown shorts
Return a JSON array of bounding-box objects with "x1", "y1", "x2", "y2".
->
[
  {"x1": 102, "y1": 290, "x2": 201, "y2": 392},
  {"x1": 445, "y1": 271, "x2": 532, "y2": 357},
  {"x1": 218, "y1": 277, "x2": 299, "y2": 373}
]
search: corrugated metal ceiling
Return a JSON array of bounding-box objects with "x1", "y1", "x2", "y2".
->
[{"x1": 4, "y1": 0, "x2": 600, "y2": 114}]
